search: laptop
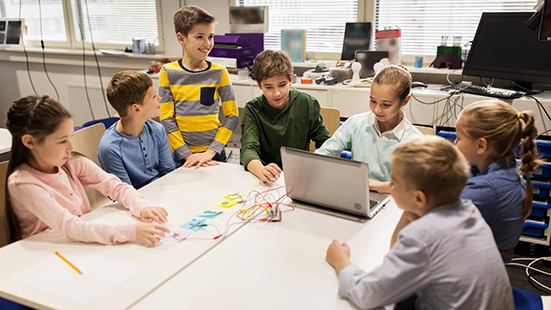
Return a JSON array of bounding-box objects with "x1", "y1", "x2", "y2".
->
[{"x1": 280, "y1": 147, "x2": 391, "y2": 222}]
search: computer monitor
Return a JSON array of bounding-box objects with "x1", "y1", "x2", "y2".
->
[
  {"x1": 540, "y1": 0, "x2": 551, "y2": 41},
  {"x1": 0, "y1": 19, "x2": 23, "y2": 45},
  {"x1": 341, "y1": 22, "x2": 371, "y2": 61},
  {"x1": 463, "y1": 12, "x2": 551, "y2": 90}
]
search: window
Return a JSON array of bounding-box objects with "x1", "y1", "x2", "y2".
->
[
  {"x1": 72, "y1": 0, "x2": 159, "y2": 46},
  {"x1": 0, "y1": 0, "x2": 67, "y2": 42},
  {"x1": 375, "y1": 0, "x2": 538, "y2": 56},
  {"x1": 0, "y1": 0, "x2": 160, "y2": 49},
  {"x1": 237, "y1": 0, "x2": 358, "y2": 53}
]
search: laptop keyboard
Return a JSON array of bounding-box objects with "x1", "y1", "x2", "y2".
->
[{"x1": 370, "y1": 200, "x2": 378, "y2": 208}]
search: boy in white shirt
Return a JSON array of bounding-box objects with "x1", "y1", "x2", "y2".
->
[{"x1": 326, "y1": 136, "x2": 514, "y2": 310}]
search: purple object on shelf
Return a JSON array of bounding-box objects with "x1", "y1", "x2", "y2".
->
[{"x1": 211, "y1": 33, "x2": 264, "y2": 68}]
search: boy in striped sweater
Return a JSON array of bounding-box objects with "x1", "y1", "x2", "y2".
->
[{"x1": 159, "y1": 5, "x2": 238, "y2": 168}]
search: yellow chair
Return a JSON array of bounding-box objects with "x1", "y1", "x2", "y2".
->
[
  {"x1": 0, "y1": 160, "x2": 10, "y2": 247},
  {"x1": 72, "y1": 123, "x2": 111, "y2": 210},
  {"x1": 310, "y1": 107, "x2": 341, "y2": 151}
]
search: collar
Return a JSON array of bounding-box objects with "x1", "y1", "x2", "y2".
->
[
  {"x1": 470, "y1": 153, "x2": 517, "y2": 176},
  {"x1": 366, "y1": 111, "x2": 410, "y2": 140},
  {"x1": 178, "y1": 59, "x2": 212, "y2": 73}
]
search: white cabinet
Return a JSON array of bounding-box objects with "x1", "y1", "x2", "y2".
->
[
  {"x1": 331, "y1": 90, "x2": 370, "y2": 117},
  {"x1": 233, "y1": 84, "x2": 253, "y2": 108},
  {"x1": 299, "y1": 89, "x2": 328, "y2": 107},
  {"x1": 404, "y1": 94, "x2": 437, "y2": 126}
]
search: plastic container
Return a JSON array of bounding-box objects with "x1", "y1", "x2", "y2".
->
[
  {"x1": 522, "y1": 220, "x2": 549, "y2": 238},
  {"x1": 340, "y1": 151, "x2": 352, "y2": 159},
  {"x1": 436, "y1": 131, "x2": 457, "y2": 142},
  {"x1": 531, "y1": 200, "x2": 551, "y2": 218},
  {"x1": 532, "y1": 181, "x2": 551, "y2": 198}
]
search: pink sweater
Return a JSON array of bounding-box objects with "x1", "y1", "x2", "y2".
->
[{"x1": 8, "y1": 155, "x2": 152, "y2": 244}]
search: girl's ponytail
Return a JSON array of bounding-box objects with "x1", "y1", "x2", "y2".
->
[{"x1": 519, "y1": 111, "x2": 538, "y2": 219}]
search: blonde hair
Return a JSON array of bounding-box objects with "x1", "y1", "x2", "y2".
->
[
  {"x1": 458, "y1": 100, "x2": 538, "y2": 219},
  {"x1": 106, "y1": 70, "x2": 152, "y2": 117},
  {"x1": 173, "y1": 5, "x2": 216, "y2": 36},
  {"x1": 253, "y1": 50, "x2": 293, "y2": 85},
  {"x1": 391, "y1": 136, "x2": 470, "y2": 206},
  {"x1": 373, "y1": 65, "x2": 412, "y2": 102}
]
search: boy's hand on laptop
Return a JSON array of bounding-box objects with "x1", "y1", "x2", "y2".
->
[
  {"x1": 369, "y1": 179, "x2": 392, "y2": 194},
  {"x1": 140, "y1": 206, "x2": 169, "y2": 224},
  {"x1": 183, "y1": 150, "x2": 218, "y2": 169},
  {"x1": 136, "y1": 222, "x2": 169, "y2": 247},
  {"x1": 326, "y1": 240, "x2": 351, "y2": 276}
]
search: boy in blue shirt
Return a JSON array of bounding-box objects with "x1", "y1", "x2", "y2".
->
[
  {"x1": 98, "y1": 70, "x2": 175, "y2": 189},
  {"x1": 327, "y1": 136, "x2": 513, "y2": 310}
]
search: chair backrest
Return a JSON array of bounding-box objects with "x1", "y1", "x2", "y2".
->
[
  {"x1": 414, "y1": 125, "x2": 435, "y2": 135},
  {"x1": 82, "y1": 117, "x2": 119, "y2": 130},
  {"x1": 0, "y1": 160, "x2": 9, "y2": 247},
  {"x1": 310, "y1": 107, "x2": 341, "y2": 151},
  {"x1": 72, "y1": 123, "x2": 111, "y2": 210}
]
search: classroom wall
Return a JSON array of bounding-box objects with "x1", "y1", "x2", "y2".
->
[{"x1": 0, "y1": 0, "x2": 231, "y2": 127}]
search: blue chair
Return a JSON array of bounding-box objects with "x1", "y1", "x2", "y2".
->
[
  {"x1": 513, "y1": 287, "x2": 543, "y2": 310},
  {"x1": 82, "y1": 117, "x2": 119, "y2": 130},
  {"x1": 0, "y1": 297, "x2": 33, "y2": 310}
]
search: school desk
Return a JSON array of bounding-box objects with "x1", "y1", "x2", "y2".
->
[
  {"x1": 129, "y1": 176, "x2": 402, "y2": 309},
  {"x1": 0, "y1": 163, "x2": 401, "y2": 310},
  {"x1": 0, "y1": 164, "x2": 269, "y2": 310}
]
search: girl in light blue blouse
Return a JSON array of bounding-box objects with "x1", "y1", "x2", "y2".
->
[
  {"x1": 315, "y1": 65, "x2": 422, "y2": 193},
  {"x1": 455, "y1": 100, "x2": 538, "y2": 262}
]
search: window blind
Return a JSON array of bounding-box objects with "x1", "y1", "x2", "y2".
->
[
  {"x1": 0, "y1": 0, "x2": 67, "y2": 42},
  {"x1": 375, "y1": 0, "x2": 538, "y2": 56},
  {"x1": 237, "y1": 0, "x2": 358, "y2": 53},
  {"x1": 72, "y1": 0, "x2": 159, "y2": 46}
]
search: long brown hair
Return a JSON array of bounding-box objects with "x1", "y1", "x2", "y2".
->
[
  {"x1": 3, "y1": 95, "x2": 72, "y2": 245},
  {"x1": 459, "y1": 100, "x2": 538, "y2": 219}
]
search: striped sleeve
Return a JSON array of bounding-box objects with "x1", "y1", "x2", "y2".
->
[
  {"x1": 210, "y1": 66, "x2": 238, "y2": 153},
  {"x1": 159, "y1": 65, "x2": 192, "y2": 160}
]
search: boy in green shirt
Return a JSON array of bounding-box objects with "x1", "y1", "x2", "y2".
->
[{"x1": 240, "y1": 50, "x2": 330, "y2": 185}]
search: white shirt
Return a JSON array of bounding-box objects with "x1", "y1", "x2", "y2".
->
[
  {"x1": 338, "y1": 200, "x2": 514, "y2": 310},
  {"x1": 366, "y1": 111, "x2": 411, "y2": 140}
]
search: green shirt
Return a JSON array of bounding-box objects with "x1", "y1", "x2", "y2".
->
[{"x1": 240, "y1": 88, "x2": 330, "y2": 169}]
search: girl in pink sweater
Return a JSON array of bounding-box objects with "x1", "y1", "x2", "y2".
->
[{"x1": 2, "y1": 95, "x2": 169, "y2": 247}]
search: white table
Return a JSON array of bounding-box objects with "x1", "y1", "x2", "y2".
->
[
  {"x1": 0, "y1": 164, "x2": 268, "y2": 310},
  {"x1": 0, "y1": 163, "x2": 402, "y2": 310},
  {"x1": 130, "y1": 188, "x2": 402, "y2": 309}
]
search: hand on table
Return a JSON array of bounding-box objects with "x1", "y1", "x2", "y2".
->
[
  {"x1": 140, "y1": 206, "x2": 169, "y2": 224},
  {"x1": 136, "y1": 222, "x2": 169, "y2": 247},
  {"x1": 326, "y1": 240, "x2": 352, "y2": 276},
  {"x1": 183, "y1": 150, "x2": 220, "y2": 169},
  {"x1": 369, "y1": 179, "x2": 391, "y2": 194}
]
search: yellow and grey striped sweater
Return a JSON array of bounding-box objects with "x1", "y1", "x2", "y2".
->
[{"x1": 159, "y1": 60, "x2": 238, "y2": 160}]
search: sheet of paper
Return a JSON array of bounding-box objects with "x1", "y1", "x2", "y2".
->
[
  {"x1": 161, "y1": 228, "x2": 192, "y2": 242},
  {"x1": 215, "y1": 199, "x2": 239, "y2": 208},
  {"x1": 180, "y1": 218, "x2": 206, "y2": 232},
  {"x1": 222, "y1": 191, "x2": 245, "y2": 200},
  {"x1": 10, "y1": 253, "x2": 142, "y2": 304},
  {"x1": 197, "y1": 209, "x2": 223, "y2": 218}
]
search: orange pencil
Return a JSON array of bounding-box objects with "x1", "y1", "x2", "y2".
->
[{"x1": 55, "y1": 252, "x2": 83, "y2": 275}]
